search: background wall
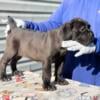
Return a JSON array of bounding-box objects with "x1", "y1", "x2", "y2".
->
[{"x1": 0, "y1": 0, "x2": 60, "y2": 73}]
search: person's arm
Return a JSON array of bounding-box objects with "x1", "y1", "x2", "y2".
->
[
  {"x1": 95, "y1": 37, "x2": 100, "y2": 54},
  {"x1": 4, "y1": 1, "x2": 65, "y2": 36},
  {"x1": 25, "y1": 1, "x2": 64, "y2": 32}
]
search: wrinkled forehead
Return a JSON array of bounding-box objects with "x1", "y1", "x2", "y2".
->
[
  {"x1": 61, "y1": 18, "x2": 91, "y2": 34},
  {"x1": 70, "y1": 18, "x2": 89, "y2": 28}
]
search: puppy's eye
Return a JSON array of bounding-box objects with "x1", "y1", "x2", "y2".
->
[{"x1": 80, "y1": 26, "x2": 85, "y2": 32}]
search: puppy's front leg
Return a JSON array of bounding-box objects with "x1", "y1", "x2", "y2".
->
[
  {"x1": 42, "y1": 59, "x2": 56, "y2": 91},
  {"x1": 54, "y1": 55, "x2": 69, "y2": 85},
  {"x1": 56, "y1": 62, "x2": 69, "y2": 85}
]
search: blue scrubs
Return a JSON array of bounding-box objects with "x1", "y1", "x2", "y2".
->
[{"x1": 25, "y1": 0, "x2": 100, "y2": 86}]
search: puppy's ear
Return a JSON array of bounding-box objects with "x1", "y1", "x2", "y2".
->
[
  {"x1": 70, "y1": 18, "x2": 88, "y2": 33},
  {"x1": 62, "y1": 23, "x2": 71, "y2": 32},
  {"x1": 70, "y1": 18, "x2": 80, "y2": 27},
  {"x1": 70, "y1": 18, "x2": 80, "y2": 32},
  {"x1": 61, "y1": 23, "x2": 73, "y2": 40}
]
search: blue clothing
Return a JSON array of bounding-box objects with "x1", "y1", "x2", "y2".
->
[{"x1": 25, "y1": 0, "x2": 100, "y2": 86}]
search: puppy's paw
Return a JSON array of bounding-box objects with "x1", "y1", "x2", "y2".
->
[
  {"x1": 43, "y1": 83, "x2": 56, "y2": 91},
  {"x1": 54, "y1": 78, "x2": 69, "y2": 85},
  {"x1": 13, "y1": 70, "x2": 23, "y2": 76},
  {"x1": 1, "y1": 74, "x2": 12, "y2": 81}
]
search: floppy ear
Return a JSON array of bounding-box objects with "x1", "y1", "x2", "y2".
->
[
  {"x1": 70, "y1": 18, "x2": 82, "y2": 32},
  {"x1": 61, "y1": 23, "x2": 70, "y2": 32},
  {"x1": 69, "y1": 18, "x2": 86, "y2": 40},
  {"x1": 70, "y1": 18, "x2": 91, "y2": 30},
  {"x1": 61, "y1": 23, "x2": 73, "y2": 40}
]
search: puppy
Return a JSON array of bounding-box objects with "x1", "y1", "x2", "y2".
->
[{"x1": 0, "y1": 16, "x2": 94, "y2": 91}]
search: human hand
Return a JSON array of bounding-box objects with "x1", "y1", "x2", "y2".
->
[{"x1": 62, "y1": 40, "x2": 96, "y2": 57}]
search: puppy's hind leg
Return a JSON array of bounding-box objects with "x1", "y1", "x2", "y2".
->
[
  {"x1": 0, "y1": 47, "x2": 17, "y2": 81},
  {"x1": 10, "y1": 56, "x2": 22, "y2": 76}
]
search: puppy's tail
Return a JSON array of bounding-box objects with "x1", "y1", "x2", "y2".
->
[{"x1": 7, "y1": 16, "x2": 17, "y2": 30}]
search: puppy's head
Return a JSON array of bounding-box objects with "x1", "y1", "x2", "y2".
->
[{"x1": 62, "y1": 18, "x2": 94, "y2": 46}]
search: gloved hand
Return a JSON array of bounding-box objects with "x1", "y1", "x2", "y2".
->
[
  {"x1": 1, "y1": 18, "x2": 25, "y2": 37},
  {"x1": 62, "y1": 40, "x2": 96, "y2": 57}
]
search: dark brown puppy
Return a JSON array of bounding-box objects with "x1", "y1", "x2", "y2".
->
[{"x1": 0, "y1": 16, "x2": 94, "y2": 90}]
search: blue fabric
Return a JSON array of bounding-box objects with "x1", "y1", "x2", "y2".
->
[{"x1": 25, "y1": 0, "x2": 100, "y2": 86}]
